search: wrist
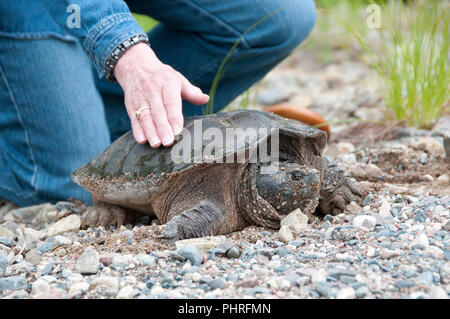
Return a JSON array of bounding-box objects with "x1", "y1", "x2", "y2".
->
[
  {"x1": 114, "y1": 43, "x2": 162, "y2": 84},
  {"x1": 104, "y1": 34, "x2": 149, "y2": 82}
]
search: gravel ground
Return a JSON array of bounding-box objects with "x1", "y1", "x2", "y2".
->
[{"x1": 0, "y1": 48, "x2": 449, "y2": 300}]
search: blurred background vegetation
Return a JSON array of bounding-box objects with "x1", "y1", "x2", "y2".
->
[{"x1": 133, "y1": 0, "x2": 449, "y2": 130}]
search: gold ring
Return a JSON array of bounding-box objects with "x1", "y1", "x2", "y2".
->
[{"x1": 135, "y1": 106, "x2": 150, "y2": 120}]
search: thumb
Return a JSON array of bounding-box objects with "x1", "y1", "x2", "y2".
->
[{"x1": 181, "y1": 77, "x2": 209, "y2": 105}]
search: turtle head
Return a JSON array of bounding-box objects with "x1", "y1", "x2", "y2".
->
[{"x1": 255, "y1": 162, "x2": 321, "y2": 215}]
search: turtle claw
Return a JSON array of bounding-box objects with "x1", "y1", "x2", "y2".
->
[
  {"x1": 81, "y1": 203, "x2": 128, "y2": 229},
  {"x1": 319, "y1": 159, "x2": 364, "y2": 216},
  {"x1": 319, "y1": 178, "x2": 363, "y2": 216},
  {"x1": 158, "y1": 216, "x2": 182, "y2": 240}
]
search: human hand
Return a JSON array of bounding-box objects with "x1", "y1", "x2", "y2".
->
[{"x1": 114, "y1": 43, "x2": 209, "y2": 147}]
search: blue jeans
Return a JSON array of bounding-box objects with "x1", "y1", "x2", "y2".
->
[{"x1": 0, "y1": 0, "x2": 316, "y2": 206}]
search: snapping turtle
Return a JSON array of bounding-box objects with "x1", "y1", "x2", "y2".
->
[{"x1": 72, "y1": 110, "x2": 361, "y2": 239}]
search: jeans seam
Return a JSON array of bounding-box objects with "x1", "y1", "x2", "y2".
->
[
  {"x1": 182, "y1": 0, "x2": 251, "y2": 49},
  {"x1": 0, "y1": 63, "x2": 38, "y2": 199}
]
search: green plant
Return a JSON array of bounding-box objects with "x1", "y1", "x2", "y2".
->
[
  {"x1": 347, "y1": 0, "x2": 449, "y2": 128},
  {"x1": 300, "y1": 0, "x2": 371, "y2": 62}
]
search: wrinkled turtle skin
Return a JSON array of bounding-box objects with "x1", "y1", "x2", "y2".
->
[{"x1": 72, "y1": 110, "x2": 362, "y2": 239}]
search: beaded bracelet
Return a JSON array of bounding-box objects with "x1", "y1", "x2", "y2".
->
[{"x1": 104, "y1": 33, "x2": 149, "y2": 82}]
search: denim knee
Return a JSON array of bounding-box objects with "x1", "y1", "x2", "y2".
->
[{"x1": 245, "y1": 0, "x2": 317, "y2": 55}]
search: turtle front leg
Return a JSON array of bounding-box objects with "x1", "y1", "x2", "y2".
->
[
  {"x1": 159, "y1": 202, "x2": 225, "y2": 240},
  {"x1": 318, "y1": 159, "x2": 363, "y2": 216},
  {"x1": 81, "y1": 201, "x2": 135, "y2": 229}
]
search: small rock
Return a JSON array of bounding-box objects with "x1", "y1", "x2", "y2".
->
[
  {"x1": 0, "y1": 254, "x2": 7, "y2": 273},
  {"x1": 279, "y1": 225, "x2": 293, "y2": 243},
  {"x1": 150, "y1": 286, "x2": 164, "y2": 297},
  {"x1": 314, "y1": 281, "x2": 334, "y2": 298},
  {"x1": 176, "y1": 245, "x2": 203, "y2": 266},
  {"x1": 355, "y1": 285, "x2": 368, "y2": 298},
  {"x1": 352, "y1": 215, "x2": 376, "y2": 230},
  {"x1": 226, "y1": 247, "x2": 240, "y2": 259},
  {"x1": 429, "y1": 286, "x2": 448, "y2": 299},
  {"x1": 0, "y1": 237, "x2": 13, "y2": 247},
  {"x1": 235, "y1": 278, "x2": 258, "y2": 288},
  {"x1": 0, "y1": 225, "x2": 16, "y2": 240},
  {"x1": 336, "y1": 287, "x2": 356, "y2": 299},
  {"x1": 75, "y1": 247, "x2": 99, "y2": 275},
  {"x1": 422, "y1": 174, "x2": 433, "y2": 182},
  {"x1": 47, "y1": 214, "x2": 81, "y2": 236},
  {"x1": 380, "y1": 249, "x2": 400, "y2": 259},
  {"x1": 117, "y1": 286, "x2": 135, "y2": 299},
  {"x1": 55, "y1": 201, "x2": 73, "y2": 211},
  {"x1": 90, "y1": 276, "x2": 119, "y2": 292},
  {"x1": 174, "y1": 236, "x2": 226, "y2": 253},
  {"x1": 0, "y1": 276, "x2": 27, "y2": 292},
  {"x1": 99, "y1": 253, "x2": 116, "y2": 267},
  {"x1": 209, "y1": 277, "x2": 227, "y2": 290},
  {"x1": 436, "y1": 174, "x2": 449, "y2": 184},
  {"x1": 10, "y1": 203, "x2": 54, "y2": 223},
  {"x1": 30, "y1": 279, "x2": 50, "y2": 298},
  {"x1": 311, "y1": 270, "x2": 328, "y2": 284},
  {"x1": 324, "y1": 142, "x2": 355, "y2": 158},
  {"x1": 414, "y1": 209, "x2": 427, "y2": 223},
  {"x1": 412, "y1": 234, "x2": 430, "y2": 248},
  {"x1": 378, "y1": 200, "x2": 392, "y2": 218},
  {"x1": 68, "y1": 282, "x2": 89, "y2": 295},
  {"x1": 280, "y1": 208, "x2": 308, "y2": 232}
]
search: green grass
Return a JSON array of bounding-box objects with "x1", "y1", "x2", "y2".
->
[
  {"x1": 346, "y1": 0, "x2": 449, "y2": 128},
  {"x1": 132, "y1": 13, "x2": 158, "y2": 32}
]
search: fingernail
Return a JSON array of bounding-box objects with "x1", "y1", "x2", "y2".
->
[
  {"x1": 137, "y1": 135, "x2": 146, "y2": 142},
  {"x1": 150, "y1": 137, "x2": 160, "y2": 147},
  {"x1": 162, "y1": 135, "x2": 173, "y2": 145},
  {"x1": 173, "y1": 125, "x2": 182, "y2": 135}
]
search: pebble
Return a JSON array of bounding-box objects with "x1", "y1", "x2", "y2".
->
[
  {"x1": 0, "y1": 276, "x2": 27, "y2": 292},
  {"x1": 68, "y1": 282, "x2": 89, "y2": 295},
  {"x1": 55, "y1": 201, "x2": 73, "y2": 211},
  {"x1": 47, "y1": 214, "x2": 81, "y2": 236},
  {"x1": 280, "y1": 208, "x2": 308, "y2": 232},
  {"x1": 117, "y1": 286, "x2": 135, "y2": 299},
  {"x1": 175, "y1": 236, "x2": 226, "y2": 253},
  {"x1": 380, "y1": 249, "x2": 400, "y2": 259},
  {"x1": 176, "y1": 245, "x2": 203, "y2": 266},
  {"x1": 279, "y1": 225, "x2": 293, "y2": 243},
  {"x1": 75, "y1": 247, "x2": 99, "y2": 275},
  {"x1": 428, "y1": 286, "x2": 448, "y2": 299},
  {"x1": 378, "y1": 200, "x2": 392, "y2": 218},
  {"x1": 226, "y1": 247, "x2": 240, "y2": 259},
  {"x1": 209, "y1": 277, "x2": 227, "y2": 290},
  {"x1": 150, "y1": 286, "x2": 164, "y2": 297},
  {"x1": 336, "y1": 287, "x2": 356, "y2": 299},
  {"x1": 0, "y1": 237, "x2": 13, "y2": 247},
  {"x1": 0, "y1": 226, "x2": 16, "y2": 240},
  {"x1": 352, "y1": 215, "x2": 376, "y2": 230},
  {"x1": 90, "y1": 276, "x2": 119, "y2": 292},
  {"x1": 412, "y1": 233, "x2": 430, "y2": 248},
  {"x1": 31, "y1": 279, "x2": 51, "y2": 297},
  {"x1": 311, "y1": 270, "x2": 328, "y2": 284}
]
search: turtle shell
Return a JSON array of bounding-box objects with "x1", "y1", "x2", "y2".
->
[
  {"x1": 72, "y1": 110, "x2": 327, "y2": 209},
  {"x1": 73, "y1": 110, "x2": 327, "y2": 181}
]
